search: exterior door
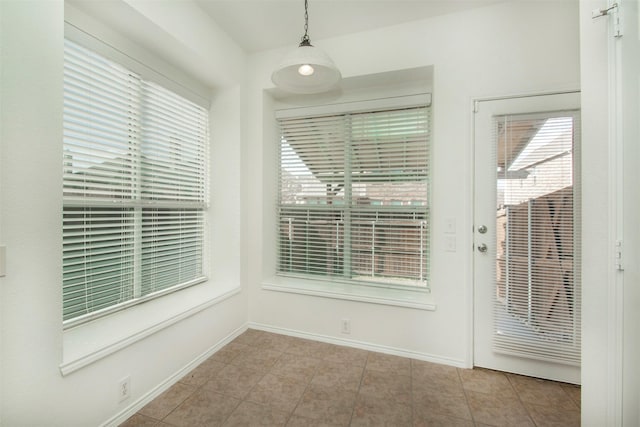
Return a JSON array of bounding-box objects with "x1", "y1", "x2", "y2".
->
[{"x1": 473, "y1": 92, "x2": 581, "y2": 384}]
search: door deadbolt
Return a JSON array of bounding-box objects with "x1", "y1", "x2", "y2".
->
[
  {"x1": 478, "y1": 225, "x2": 488, "y2": 234},
  {"x1": 477, "y1": 243, "x2": 488, "y2": 253}
]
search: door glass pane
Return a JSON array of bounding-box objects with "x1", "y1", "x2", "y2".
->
[{"x1": 494, "y1": 111, "x2": 581, "y2": 365}]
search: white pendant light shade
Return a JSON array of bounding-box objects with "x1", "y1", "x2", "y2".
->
[
  {"x1": 272, "y1": 44, "x2": 341, "y2": 94},
  {"x1": 271, "y1": 0, "x2": 341, "y2": 94}
]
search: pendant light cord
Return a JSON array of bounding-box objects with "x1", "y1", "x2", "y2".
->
[{"x1": 300, "y1": 0, "x2": 312, "y2": 46}]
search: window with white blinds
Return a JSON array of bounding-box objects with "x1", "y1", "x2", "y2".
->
[
  {"x1": 63, "y1": 39, "x2": 209, "y2": 324},
  {"x1": 277, "y1": 100, "x2": 430, "y2": 289},
  {"x1": 494, "y1": 111, "x2": 581, "y2": 365}
]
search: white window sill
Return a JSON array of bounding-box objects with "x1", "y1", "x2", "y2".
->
[
  {"x1": 60, "y1": 281, "x2": 240, "y2": 376},
  {"x1": 261, "y1": 275, "x2": 436, "y2": 311}
]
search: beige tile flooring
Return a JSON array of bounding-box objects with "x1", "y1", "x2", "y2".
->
[{"x1": 121, "y1": 329, "x2": 581, "y2": 427}]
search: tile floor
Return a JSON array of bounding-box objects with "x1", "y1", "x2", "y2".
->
[{"x1": 121, "y1": 329, "x2": 581, "y2": 427}]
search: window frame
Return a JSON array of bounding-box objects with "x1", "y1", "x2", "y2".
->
[
  {"x1": 62, "y1": 38, "x2": 210, "y2": 328},
  {"x1": 275, "y1": 94, "x2": 432, "y2": 292}
]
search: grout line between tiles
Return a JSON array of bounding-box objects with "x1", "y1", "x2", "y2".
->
[
  {"x1": 506, "y1": 372, "x2": 540, "y2": 427},
  {"x1": 409, "y1": 356, "x2": 414, "y2": 427},
  {"x1": 345, "y1": 351, "x2": 370, "y2": 426},
  {"x1": 457, "y1": 367, "x2": 477, "y2": 426}
]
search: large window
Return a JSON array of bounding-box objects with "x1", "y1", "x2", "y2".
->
[
  {"x1": 277, "y1": 96, "x2": 431, "y2": 289},
  {"x1": 63, "y1": 39, "x2": 209, "y2": 324}
]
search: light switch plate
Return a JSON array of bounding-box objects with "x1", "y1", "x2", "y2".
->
[{"x1": 444, "y1": 218, "x2": 456, "y2": 234}]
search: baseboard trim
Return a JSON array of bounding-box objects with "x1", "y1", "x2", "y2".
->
[
  {"x1": 100, "y1": 323, "x2": 248, "y2": 427},
  {"x1": 248, "y1": 322, "x2": 466, "y2": 369}
]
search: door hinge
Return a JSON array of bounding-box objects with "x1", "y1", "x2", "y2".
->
[
  {"x1": 592, "y1": 2, "x2": 623, "y2": 38},
  {"x1": 615, "y1": 240, "x2": 624, "y2": 271}
]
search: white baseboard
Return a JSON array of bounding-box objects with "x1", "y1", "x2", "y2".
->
[
  {"x1": 248, "y1": 322, "x2": 467, "y2": 369},
  {"x1": 100, "y1": 323, "x2": 248, "y2": 427}
]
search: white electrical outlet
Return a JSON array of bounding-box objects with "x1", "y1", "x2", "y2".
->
[
  {"x1": 341, "y1": 318, "x2": 351, "y2": 334},
  {"x1": 118, "y1": 376, "x2": 131, "y2": 402},
  {"x1": 445, "y1": 235, "x2": 456, "y2": 252}
]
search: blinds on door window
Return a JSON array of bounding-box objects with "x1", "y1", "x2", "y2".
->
[
  {"x1": 63, "y1": 39, "x2": 209, "y2": 324},
  {"x1": 493, "y1": 111, "x2": 581, "y2": 365},
  {"x1": 277, "y1": 96, "x2": 431, "y2": 289}
]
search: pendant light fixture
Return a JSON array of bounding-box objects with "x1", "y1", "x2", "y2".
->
[{"x1": 271, "y1": 0, "x2": 341, "y2": 94}]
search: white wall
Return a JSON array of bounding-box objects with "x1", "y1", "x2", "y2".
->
[
  {"x1": 579, "y1": 0, "x2": 640, "y2": 425},
  {"x1": 0, "y1": 1, "x2": 248, "y2": 425},
  {"x1": 245, "y1": 0, "x2": 580, "y2": 365},
  {"x1": 578, "y1": 0, "x2": 640, "y2": 424}
]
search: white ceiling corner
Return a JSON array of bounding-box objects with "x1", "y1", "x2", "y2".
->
[{"x1": 194, "y1": 0, "x2": 508, "y2": 53}]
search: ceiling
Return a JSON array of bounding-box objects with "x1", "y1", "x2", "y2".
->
[{"x1": 195, "y1": 0, "x2": 507, "y2": 52}]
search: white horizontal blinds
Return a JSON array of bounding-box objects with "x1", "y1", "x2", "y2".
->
[
  {"x1": 279, "y1": 115, "x2": 347, "y2": 204},
  {"x1": 350, "y1": 108, "x2": 429, "y2": 185},
  {"x1": 63, "y1": 39, "x2": 140, "y2": 320},
  {"x1": 277, "y1": 103, "x2": 430, "y2": 288},
  {"x1": 63, "y1": 39, "x2": 209, "y2": 324},
  {"x1": 279, "y1": 208, "x2": 345, "y2": 275},
  {"x1": 350, "y1": 107, "x2": 429, "y2": 285},
  {"x1": 140, "y1": 81, "x2": 208, "y2": 204},
  {"x1": 62, "y1": 208, "x2": 135, "y2": 321},
  {"x1": 63, "y1": 39, "x2": 139, "y2": 201},
  {"x1": 493, "y1": 111, "x2": 581, "y2": 365},
  {"x1": 279, "y1": 114, "x2": 347, "y2": 277},
  {"x1": 139, "y1": 81, "x2": 208, "y2": 296},
  {"x1": 141, "y1": 209, "x2": 205, "y2": 295}
]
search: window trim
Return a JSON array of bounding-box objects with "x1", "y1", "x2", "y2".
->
[
  {"x1": 274, "y1": 94, "x2": 431, "y2": 120},
  {"x1": 60, "y1": 9, "x2": 244, "y2": 376},
  {"x1": 262, "y1": 275, "x2": 436, "y2": 311}
]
